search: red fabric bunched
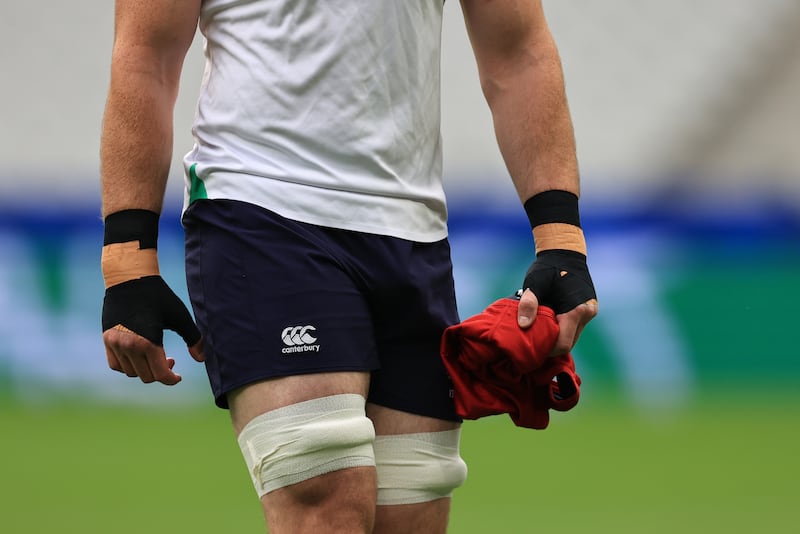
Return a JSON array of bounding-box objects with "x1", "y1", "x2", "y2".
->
[{"x1": 440, "y1": 298, "x2": 581, "y2": 429}]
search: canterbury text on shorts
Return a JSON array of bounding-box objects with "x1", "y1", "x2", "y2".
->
[{"x1": 183, "y1": 199, "x2": 461, "y2": 421}]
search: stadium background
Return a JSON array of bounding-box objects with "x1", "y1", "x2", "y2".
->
[{"x1": 1, "y1": 1, "x2": 798, "y2": 532}]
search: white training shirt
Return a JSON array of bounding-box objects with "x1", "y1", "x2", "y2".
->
[{"x1": 183, "y1": 0, "x2": 448, "y2": 242}]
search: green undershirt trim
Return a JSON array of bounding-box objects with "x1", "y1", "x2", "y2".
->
[{"x1": 188, "y1": 163, "x2": 208, "y2": 204}]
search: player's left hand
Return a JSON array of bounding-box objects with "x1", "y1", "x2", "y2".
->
[{"x1": 517, "y1": 250, "x2": 598, "y2": 355}]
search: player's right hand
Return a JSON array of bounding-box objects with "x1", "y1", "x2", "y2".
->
[
  {"x1": 102, "y1": 275, "x2": 204, "y2": 385},
  {"x1": 100, "y1": 209, "x2": 203, "y2": 385}
]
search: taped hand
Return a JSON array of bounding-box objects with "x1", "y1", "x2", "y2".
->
[{"x1": 101, "y1": 210, "x2": 203, "y2": 385}]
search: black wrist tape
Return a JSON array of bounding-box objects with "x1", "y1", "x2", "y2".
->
[
  {"x1": 103, "y1": 210, "x2": 159, "y2": 249},
  {"x1": 524, "y1": 190, "x2": 581, "y2": 228}
]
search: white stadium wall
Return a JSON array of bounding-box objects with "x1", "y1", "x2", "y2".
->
[{"x1": 1, "y1": 0, "x2": 799, "y2": 200}]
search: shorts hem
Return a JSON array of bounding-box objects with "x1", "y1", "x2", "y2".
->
[{"x1": 366, "y1": 393, "x2": 462, "y2": 423}]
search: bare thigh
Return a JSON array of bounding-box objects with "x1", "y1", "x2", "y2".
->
[
  {"x1": 228, "y1": 372, "x2": 375, "y2": 534},
  {"x1": 366, "y1": 403, "x2": 459, "y2": 435},
  {"x1": 228, "y1": 371, "x2": 369, "y2": 433},
  {"x1": 367, "y1": 403, "x2": 461, "y2": 534}
]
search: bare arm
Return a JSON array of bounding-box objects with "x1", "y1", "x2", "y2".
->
[
  {"x1": 460, "y1": 0, "x2": 579, "y2": 201},
  {"x1": 99, "y1": 0, "x2": 204, "y2": 386},
  {"x1": 460, "y1": 0, "x2": 596, "y2": 353},
  {"x1": 100, "y1": 0, "x2": 201, "y2": 216}
]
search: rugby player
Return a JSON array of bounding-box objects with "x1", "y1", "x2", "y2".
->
[{"x1": 100, "y1": 1, "x2": 598, "y2": 532}]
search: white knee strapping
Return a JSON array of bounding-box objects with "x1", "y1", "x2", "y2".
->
[
  {"x1": 373, "y1": 428, "x2": 468, "y2": 505},
  {"x1": 237, "y1": 394, "x2": 376, "y2": 497}
]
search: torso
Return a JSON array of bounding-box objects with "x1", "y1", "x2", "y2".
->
[{"x1": 184, "y1": 0, "x2": 448, "y2": 242}]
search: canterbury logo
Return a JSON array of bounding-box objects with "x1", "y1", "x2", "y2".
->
[
  {"x1": 281, "y1": 325, "x2": 321, "y2": 354},
  {"x1": 282, "y1": 325, "x2": 317, "y2": 345}
]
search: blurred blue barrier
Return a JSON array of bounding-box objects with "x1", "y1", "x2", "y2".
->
[{"x1": 1, "y1": 192, "x2": 798, "y2": 410}]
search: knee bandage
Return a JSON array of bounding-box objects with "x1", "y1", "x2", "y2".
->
[
  {"x1": 374, "y1": 428, "x2": 468, "y2": 505},
  {"x1": 237, "y1": 394, "x2": 376, "y2": 497}
]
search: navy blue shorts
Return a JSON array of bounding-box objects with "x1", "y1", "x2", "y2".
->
[{"x1": 183, "y1": 199, "x2": 461, "y2": 421}]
